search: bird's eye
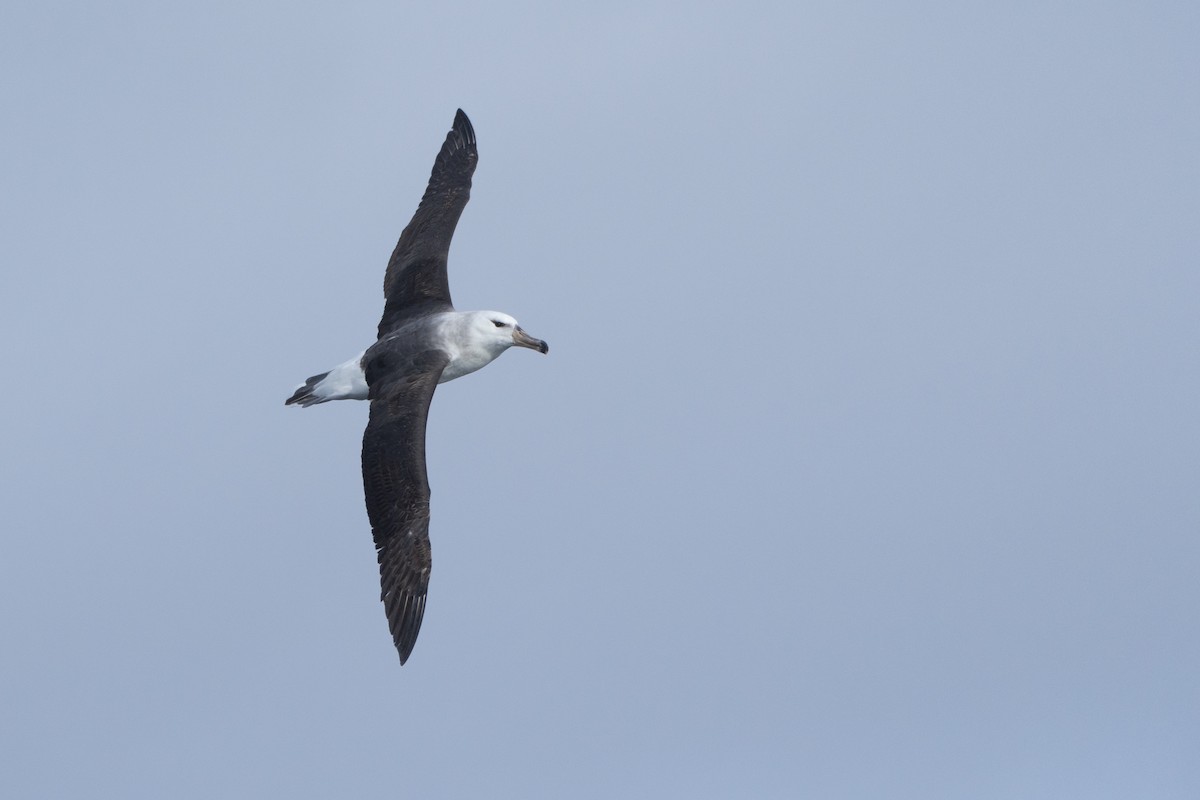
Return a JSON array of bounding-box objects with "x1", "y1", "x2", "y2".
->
[{"x1": 492, "y1": 320, "x2": 506, "y2": 328}]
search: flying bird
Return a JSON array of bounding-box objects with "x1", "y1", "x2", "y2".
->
[{"x1": 286, "y1": 110, "x2": 548, "y2": 664}]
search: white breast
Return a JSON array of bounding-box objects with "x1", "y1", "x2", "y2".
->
[{"x1": 434, "y1": 312, "x2": 508, "y2": 383}]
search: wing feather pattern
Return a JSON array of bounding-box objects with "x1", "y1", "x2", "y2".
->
[
  {"x1": 360, "y1": 349, "x2": 450, "y2": 664},
  {"x1": 378, "y1": 109, "x2": 477, "y2": 336}
]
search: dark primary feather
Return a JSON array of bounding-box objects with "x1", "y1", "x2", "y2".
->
[
  {"x1": 360, "y1": 349, "x2": 451, "y2": 664},
  {"x1": 378, "y1": 109, "x2": 477, "y2": 337}
]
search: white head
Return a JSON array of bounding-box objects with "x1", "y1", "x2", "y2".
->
[{"x1": 469, "y1": 311, "x2": 550, "y2": 355}]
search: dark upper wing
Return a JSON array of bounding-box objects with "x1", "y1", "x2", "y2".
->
[
  {"x1": 378, "y1": 109, "x2": 477, "y2": 337},
  {"x1": 360, "y1": 348, "x2": 450, "y2": 664}
]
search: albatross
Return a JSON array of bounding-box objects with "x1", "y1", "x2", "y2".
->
[{"x1": 285, "y1": 109, "x2": 548, "y2": 665}]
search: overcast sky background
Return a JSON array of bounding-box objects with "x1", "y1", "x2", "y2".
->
[{"x1": 2, "y1": 2, "x2": 1198, "y2": 798}]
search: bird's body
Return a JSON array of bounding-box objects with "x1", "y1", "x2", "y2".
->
[
  {"x1": 286, "y1": 110, "x2": 547, "y2": 664},
  {"x1": 286, "y1": 310, "x2": 531, "y2": 406}
]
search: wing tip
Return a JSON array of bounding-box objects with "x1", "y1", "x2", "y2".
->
[
  {"x1": 452, "y1": 108, "x2": 476, "y2": 146},
  {"x1": 387, "y1": 591, "x2": 427, "y2": 666}
]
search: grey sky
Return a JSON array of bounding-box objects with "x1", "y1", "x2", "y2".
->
[{"x1": 2, "y1": 2, "x2": 1197, "y2": 798}]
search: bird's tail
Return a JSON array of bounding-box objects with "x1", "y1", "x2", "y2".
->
[{"x1": 284, "y1": 371, "x2": 332, "y2": 407}]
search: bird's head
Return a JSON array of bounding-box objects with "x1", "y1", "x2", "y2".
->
[{"x1": 474, "y1": 311, "x2": 549, "y2": 354}]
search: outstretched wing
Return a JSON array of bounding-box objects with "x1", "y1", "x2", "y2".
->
[
  {"x1": 378, "y1": 109, "x2": 477, "y2": 336},
  {"x1": 360, "y1": 349, "x2": 451, "y2": 664}
]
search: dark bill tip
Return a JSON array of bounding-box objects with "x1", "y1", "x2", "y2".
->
[{"x1": 513, "y1": 328, "x2": 549, "y2": 354}]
